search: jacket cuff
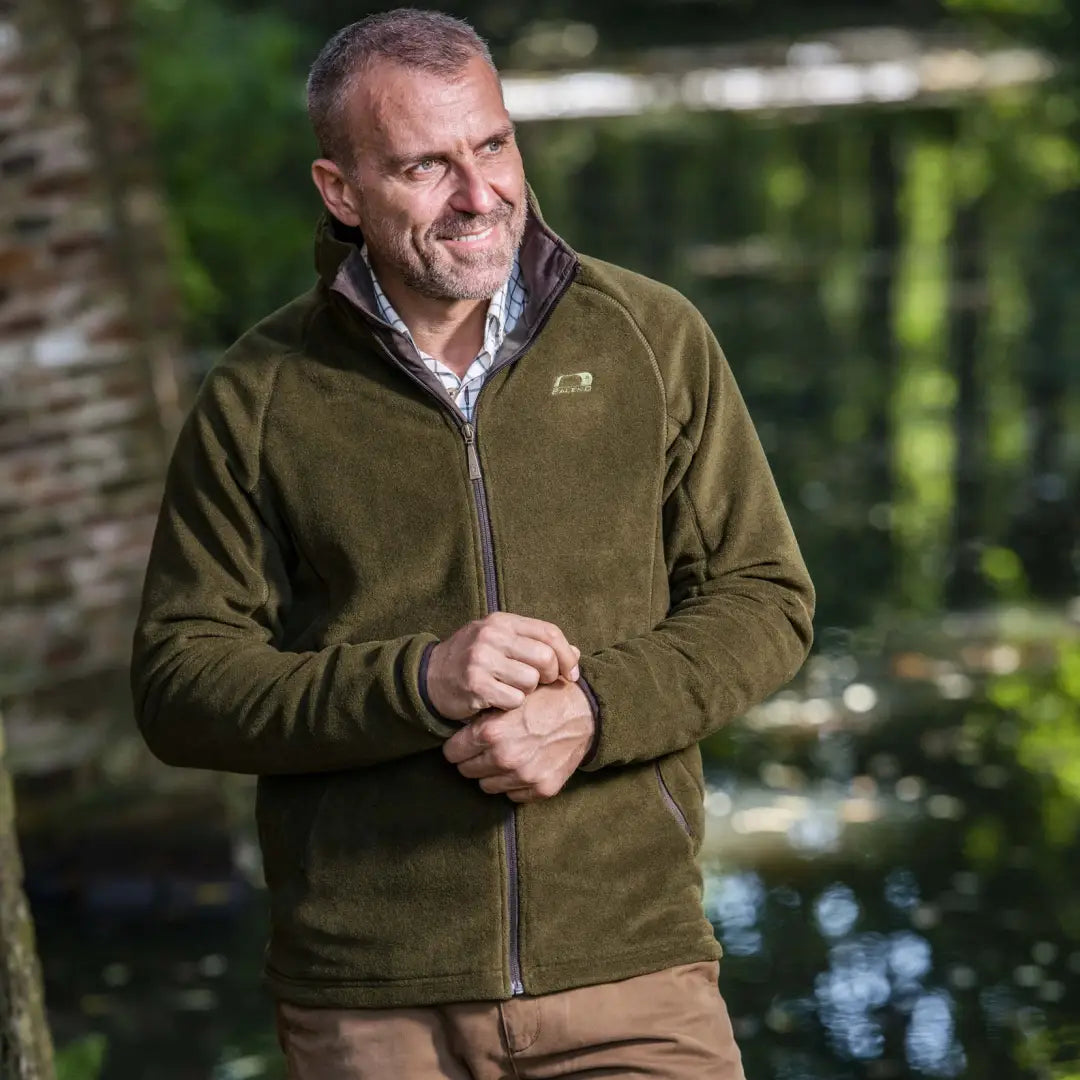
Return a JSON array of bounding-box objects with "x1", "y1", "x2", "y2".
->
[
  {"x1": 576, "y1": 673, "x2": 602, "y2": 769},
  {"x1": 417, "y1": 641, "x2": 441, "y2": 717},
  {"x1": 417, "y1": 640, "x2": 463, "y2": 731}
]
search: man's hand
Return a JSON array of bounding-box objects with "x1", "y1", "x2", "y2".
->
[
  {"x1": 442, "y1": 680, "x2": 595, "y2": 802},
  {"x1": 426, "y1": 613, "x2": 580, "y2": 721}
]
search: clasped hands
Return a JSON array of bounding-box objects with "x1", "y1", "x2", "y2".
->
[{"x1": 426, "y1": 613, "x2": 595, "y2": 803}]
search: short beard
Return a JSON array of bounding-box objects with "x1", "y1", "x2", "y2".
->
[{"x1": 359, "y1": 192, "x2": 527, "y2": 302}]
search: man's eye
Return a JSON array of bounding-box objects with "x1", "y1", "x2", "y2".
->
[
  {"x1": 412, "y1": 158, "x2": 437, "y2": 174},
  {"x1": 485, "y1": 139, "x2": 504, "y2": 153}
]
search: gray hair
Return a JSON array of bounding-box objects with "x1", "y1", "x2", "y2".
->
[{"x1": 307, "y1": 8, "x2": 496, "y2": 167}]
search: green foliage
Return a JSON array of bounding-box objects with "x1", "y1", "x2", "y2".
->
[
  {"x1": 892, "y1": 138, "x2": 956, "y2": 612},
  {"x1": 209, "y1": 1008, "x2": 288, "y2": 1078},
  {"x1": 132, "y1": 0, "x2": 322, "y2": 347},
  {"x1": 55, "y1": 1034, "x2": 107, "y2": 1080},
  {"x1": 990, "y1": 641, "x2": 1080, "y2": 806},
  {"x1": 963, "y1": 813, "x2": 1005, "y2": 864},
  {"x1": 945, "y1": 0, "x2": 1065, "y2": 16},
  {"x1": 1017, "y1": 1024, "x2": 1080, "y2": 1078},
  {"x1": 981, "y1": 546, "x2": 1029, "y2": 600}
]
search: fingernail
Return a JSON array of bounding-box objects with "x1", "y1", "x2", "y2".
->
[{"x1": 571, "y1": 665, "x2": 580, "y2": 681}]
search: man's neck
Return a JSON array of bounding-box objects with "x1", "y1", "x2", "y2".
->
[{"x1": 374, "y1": 264, "x2": 489, "y2": 379}]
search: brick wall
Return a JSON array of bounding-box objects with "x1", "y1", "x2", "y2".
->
[{"x1": 0, "y1": 0, "x2": 186, "y2": 780}]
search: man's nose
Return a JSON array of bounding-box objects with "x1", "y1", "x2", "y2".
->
[{"x1": 449, "y1": 161, "x2": 498, "y2": 217}]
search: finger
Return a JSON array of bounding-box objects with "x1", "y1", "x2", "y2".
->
[
  {"x1": 504, "y1": 638, "x2": 558, "y2": 684},
  {"x1": 456, "y1": 752, "x2": 504, "y2": 779},
  {"x1": 491, "y1": 657, "x2": 543, "y2": 694},
  {"x1": 509, "y1": 617, "x2": 579, "y2": 682},
  {"x1": 442, "y1": 724, "x2": 489, "y2": 764},
  {"x1": 476, "y1": 676, "x2": 527, "y2": 712},
  {"x1": 477, "y1": 772, "x2": 536, "y2": 798},
  {"x1": 478, "y1": 772, "x2": 527, "y2": 793},
  {"x1": 506, "y1": 787, "x2": 544, "y2": 803}
]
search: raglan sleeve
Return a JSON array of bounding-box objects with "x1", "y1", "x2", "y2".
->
[
  {"x1": 130, "y1": 356, "x2": 459, "y2": 776},
  {"x1": 576, "y1": 308, "x2": 815, "y2": 771}
]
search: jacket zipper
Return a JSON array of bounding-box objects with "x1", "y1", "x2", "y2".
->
[
  {"x1": 463, "y1": 420, "x2": 524, "y2": 996},
  {"x1": 655, "y1": 763, "x2": 692, "y2": 837},
  {"x1": 462, "y1": 424, "x2": 499, "y2": 613}
]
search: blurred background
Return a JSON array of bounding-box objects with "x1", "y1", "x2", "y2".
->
[{"x1": 2, "y1": 0, "x2": 1080, "y2": 1077}]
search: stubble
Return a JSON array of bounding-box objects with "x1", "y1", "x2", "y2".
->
[{"x1": 360, "y1": 194, "x2": 526, "y2": 301}]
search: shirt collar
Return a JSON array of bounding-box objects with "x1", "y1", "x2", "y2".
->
[{"x1": 360, "y1": 244, "x2": 521, "y2": 363}]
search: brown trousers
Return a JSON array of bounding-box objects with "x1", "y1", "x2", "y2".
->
[{"x1": 274, "y1": 960, "x2": 745, "y2": 1079}]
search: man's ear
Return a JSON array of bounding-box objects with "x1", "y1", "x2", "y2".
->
[{"x1": 311, "y1": 158, "x2": 362, "y2": 227}]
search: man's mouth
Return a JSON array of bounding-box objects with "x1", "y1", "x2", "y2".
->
[{"x1": 441, "y1": 224, "x2": 497, "y2": 245}]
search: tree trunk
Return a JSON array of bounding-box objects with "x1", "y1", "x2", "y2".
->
[
  {"x1": 945, "y1": 195, "x2": 990, "y2": 608},
  {"x1": 1009, "y1": 189, "x2": 1080, "y2": 599},
  {"x1": 0, "y1": 717, "x2": 56, "y2": 1080},
  {"x1": 860, "y1": 118, "x2": 901, "y2": 594}
]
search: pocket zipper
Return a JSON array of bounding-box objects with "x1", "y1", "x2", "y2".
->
[{"x1": 654, "y1": 762, "x2": 692, "y2": 837}]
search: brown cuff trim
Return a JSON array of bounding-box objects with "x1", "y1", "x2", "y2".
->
[
  {"x1": 418, "y1": 641, "x2": 447, "y2": 722},
  {"x1": 577, "y1": 674, "x2": 601, "y2": 767}
]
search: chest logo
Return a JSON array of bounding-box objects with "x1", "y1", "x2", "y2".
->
[{"x1": 551, "y1": 371, "x2": 593, "y2": 395}]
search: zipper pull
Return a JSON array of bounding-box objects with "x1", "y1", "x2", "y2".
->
[{"x1": 462, "y1": 423, "x2": 482, "y2": 481}]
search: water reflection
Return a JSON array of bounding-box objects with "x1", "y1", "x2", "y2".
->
[
  {"x1": 700, "y1": 869, "x2": 979, "y2": 1076},
  {"x1": 905, "y1": 991, "x2": 965, "y2": 1077},
  {"x1": 705, "y1": 871, "x2": 766, "y2": 957},
  {"x1": 26, "y1": 620, "x2": 1080, "y2": 1079},
  {"x1": 884, "y1": 869, "x2": 921, "y2": 912},
  {"x1": 692, "y1": 617, "x2": 1080, "y2": 1078},
  {"x1": 888, "y1": 933, "x2": 932, "y2": 987},
  {"x1": 816, "y1": 935, "x2": 891, "y2": 1060},
  {"x1": 814, "y1": 883, "x2": 860, "y2": 938}
]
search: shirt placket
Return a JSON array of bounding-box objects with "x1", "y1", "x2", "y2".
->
[{"x1": 361, "y1": 246, "x2": 522, "y2": 425}]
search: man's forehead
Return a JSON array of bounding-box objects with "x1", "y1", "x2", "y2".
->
[{"x1": 348, "y1": 57, "x2": 507, "y2": 157}]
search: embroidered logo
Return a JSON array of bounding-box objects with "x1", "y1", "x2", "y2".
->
[{"x1": 551, "y1": 371, "x2": 593, "y2": 395}]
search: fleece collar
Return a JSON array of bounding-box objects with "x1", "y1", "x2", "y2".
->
[{"x1": 312, "y1": 187, "x2": 579, "y2": 392}]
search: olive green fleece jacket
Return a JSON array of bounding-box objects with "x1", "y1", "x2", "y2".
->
[{"x1": 131, "y1": 196, "x2": 815, "y2": 1008}]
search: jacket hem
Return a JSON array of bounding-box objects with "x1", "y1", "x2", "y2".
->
[
  {"x1": 264, "y1": 962, "x2": 510, "y2": 1009},
  {"x1": 521, "y1": 938, "x2": 723, "y2": 997},
  {"x1": 263, "y1": 938, "x2": 722, "y2": 1008}
]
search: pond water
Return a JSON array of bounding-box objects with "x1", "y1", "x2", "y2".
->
[{"x1": 31, "y1": 611, "x2": 1080, "y2": 1080}]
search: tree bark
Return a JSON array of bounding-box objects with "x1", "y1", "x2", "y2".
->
[{"x1": 0, "y1": 716, "x2": 56, "y2": 1080}]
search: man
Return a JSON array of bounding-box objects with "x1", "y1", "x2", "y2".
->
[{"x1": 131, "y1": 9, "x2": 814, "y2": 1078}]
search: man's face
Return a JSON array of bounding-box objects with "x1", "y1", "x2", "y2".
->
[{"x1": 343, "y1": 55, "x2": 526, "y2": 301}]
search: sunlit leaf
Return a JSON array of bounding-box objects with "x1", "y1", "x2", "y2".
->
[
  {"x1": 964, "y1": 816, "x2": 1005, "y2": 866},
  {"x1": 55, "y1": 1035, "x2": 107, "y2": 1080}
]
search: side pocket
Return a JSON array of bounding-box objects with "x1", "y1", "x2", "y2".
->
[
  {"x1": 255, "y1": 774, "x2": 328, "y2": 891},
  {"x1": 654, "y1": 761, "x2": 692, "y2": 838}
]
